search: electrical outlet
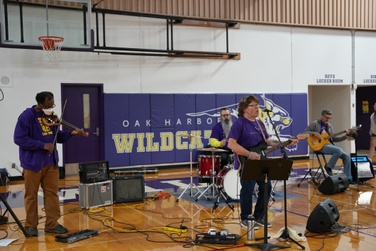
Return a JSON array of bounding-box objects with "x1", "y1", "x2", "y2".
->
[{"x1": 11, "y1": 163, "x2": 16, "y2": 169}]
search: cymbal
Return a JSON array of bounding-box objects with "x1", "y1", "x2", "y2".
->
[{"x1": 196, "y1": 147, "x2": 228, "y2": 152}]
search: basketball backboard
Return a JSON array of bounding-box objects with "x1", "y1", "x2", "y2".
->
[{"x1": 0, "y1": 0, "x2": 92, "y2": 51}]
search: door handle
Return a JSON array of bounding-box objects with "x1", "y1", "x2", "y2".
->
[{"x1": 93, "y1": 127, "x2": 100, "y2": 136}]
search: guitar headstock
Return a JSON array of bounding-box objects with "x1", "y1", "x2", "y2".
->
[{"x1": 351, "y1": 124, "x2": 362, "y2": 130}]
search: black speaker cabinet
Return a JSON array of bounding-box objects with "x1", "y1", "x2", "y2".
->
[
  {"x1": 112, "y1": 175, "x2": 145, "y2": 203},
  {"x1": 318, "y1": 173, "x2": 349, "y2": 195},
  {"x1": 79, "y1": 160, "x2": 109, "y2": 183},
  {"x1": 306, "y1": 198, "x2": 339, "y2": 233}
]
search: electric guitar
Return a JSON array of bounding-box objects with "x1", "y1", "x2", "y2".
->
[
  {"x1": 307, "y1": 125, "x2": 361, "y2": 152},
  {"x1": 238, "y1": 134, "x2": 309, "y2": 165}
]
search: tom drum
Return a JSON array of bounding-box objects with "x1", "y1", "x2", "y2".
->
[{"x1": 198, "y1": 155, "x2": 221, "y2": 178}]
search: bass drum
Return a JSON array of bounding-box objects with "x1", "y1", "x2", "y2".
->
[{"x1": 216, "y1": 167, "x2": 241, "y2": 200}]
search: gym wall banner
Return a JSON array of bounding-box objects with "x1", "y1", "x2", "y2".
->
[{"x1": 104, "y1": 93, "x2": 308, "y2": 167}]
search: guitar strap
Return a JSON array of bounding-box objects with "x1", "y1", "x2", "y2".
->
[
  {"x1": 256, "y1": 119, "x2": 267, "y2": 141},
  {"x1": 238, "y1": 118, "x2": 267, "y2": 173}
]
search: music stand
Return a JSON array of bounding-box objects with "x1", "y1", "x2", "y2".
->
[
  {"x1": 0, "y1": 194, "x2": 29, "y2": 237},
  {"x1": 242, "y1": 159, "x2": 293, "y2": 251},
  {"x1": 350, "y1": 130, "x2": 374, "y2": 188}
]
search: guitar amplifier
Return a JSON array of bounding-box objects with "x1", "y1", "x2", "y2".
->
[
  {"x1": 79, "y1": 180, "x2": 113, "y2": 209},
  {"x1": 112, "y1": 175, "x2": 145, "y2": 203}
]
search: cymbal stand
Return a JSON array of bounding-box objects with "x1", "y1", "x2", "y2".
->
[
  {"x1": 212, "y1": 185, "x2": 234, "y2": 212},
  {"x1": 196, "y1": 150, "x2": 217, "y2": 201},
  {"x1": 176, "y1": 145, "x2": 206, "y2": 202}
]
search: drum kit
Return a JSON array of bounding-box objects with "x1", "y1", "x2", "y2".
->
[
  {"x1": 195, "y1": 147, "x2": 241, "y2": 211},
  {"x1": 175, "y1": 134, "x2": 241, "y2": 210}
]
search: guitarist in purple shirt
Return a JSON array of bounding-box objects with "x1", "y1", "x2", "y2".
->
[
  {"x1": 303, "y1": 109, "x2": 353, "y2": 183},
  {"x1": 228, "y1": 95, "x2": 298, "y2": 229}
]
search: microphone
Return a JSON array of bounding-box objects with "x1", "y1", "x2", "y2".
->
[{"x1": 263, "y1": 108, "x2": 272, "y2": 113}]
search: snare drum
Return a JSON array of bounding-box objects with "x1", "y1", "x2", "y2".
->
[
  {"x1": 198, "y1": 155, "x2": 221, "y2": 178},
  {"x1": 216, "y1": 167, "x2": 241, "y2": 200}
]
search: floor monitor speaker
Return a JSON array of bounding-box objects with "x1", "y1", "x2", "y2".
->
[
  {"x1": 306, "y1": 198, "x2": 339, "y2": 233},
  {"x1": 112, "y1": 175, "x2": 145, "y2": 203},
  {"x1": 318, "y1": 173, "x2": 349, "y2": 195}
]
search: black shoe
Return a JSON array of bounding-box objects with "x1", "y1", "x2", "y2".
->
[
  {"x1": 324, "y1": 165, "x2": 333, "y2": 176},
  {"x1": 25, "y1": 228, "x2": 38, "y2": 237},
  {"x1": 45, "y1": 224, "x2": 68, "y2": 234},
  {"x1": 255, "y1": 218, "x2": 272, "y2": 228},
  {"x1": 240, "y1": 219, "x2": 259, "y2": 229}
]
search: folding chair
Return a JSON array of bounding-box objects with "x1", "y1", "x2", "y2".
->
[{"x1": 298, "y1": 151, "x2": 328, "y2": 187}]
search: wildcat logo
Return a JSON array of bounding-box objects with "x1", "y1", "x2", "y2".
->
[{"x1": 185, "y1": 94, "x2": 296, "y2": 152}]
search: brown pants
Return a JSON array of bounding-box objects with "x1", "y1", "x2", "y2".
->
[{"x1": 23, "y1": 165, "x2": 60, "y2": 230}]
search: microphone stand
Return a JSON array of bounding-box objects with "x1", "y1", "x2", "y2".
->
[{"x1": 265, "y1": 110, "x2": 305, "y2": 250}]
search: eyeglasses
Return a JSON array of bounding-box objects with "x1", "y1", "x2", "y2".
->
[
  {"x1": 248, "y1": 104, "x2": 260, "y2": 108},
  {"x1": 323, "y1": 115, "x2": 332, "y2": 120},
  {"x1": 42, "y1": 104, "x2": 56, "y2": 109}
]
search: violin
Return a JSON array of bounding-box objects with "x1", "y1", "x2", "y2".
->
[{"x1": 42, "y1": 113, "x2": 89, "y2": 137}]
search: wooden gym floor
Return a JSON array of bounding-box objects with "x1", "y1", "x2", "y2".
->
[{"x1": 0, "y1": 154, "x2": 376, "y2": 251}]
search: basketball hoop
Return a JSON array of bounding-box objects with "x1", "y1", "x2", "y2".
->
[{"x1": 38, "y1": 36, "x2": 64, "y2": 62}]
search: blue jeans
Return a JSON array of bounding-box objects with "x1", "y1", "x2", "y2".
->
[
  {"x1": 320, "y1": 144, "x2": 352, "y2": 181},
  {"x1": 239, "y1": 169, "x2": 272, "y2": 221}
]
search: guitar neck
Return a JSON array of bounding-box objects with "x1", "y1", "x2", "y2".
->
[
  {"x1": 324, "y1": 130, "x2": 346, "y2": 140},
  {"x1": 238, "y1": 139, "x2": 291, "y2": 165},
  {"x1": 238, "y1": 134, "x2": 307, "y2": 165},
  {"x1": 264, "y1": 140, "x2": 292, "y2": 155},
  {"x1": 325, "y1": 125, "x2": 361, "y2": 140}
]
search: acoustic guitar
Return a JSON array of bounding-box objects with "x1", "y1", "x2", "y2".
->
[
  {"x1": 307, "y1": 125, "x2": 360, "y2": 152},
  {"x1": 238, "y1": 134, "x2": 309, "y2": 165}
]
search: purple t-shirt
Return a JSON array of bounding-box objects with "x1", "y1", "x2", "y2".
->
[
  {"x1": 210, "y1": 122, "x2": 231, "y2": 151},
  {"x1": 320, "y1": 121, "x2": 328, "y2": 134},
  {"x1": 228, "y1": 117, "x2": 269, "y2": 168},
  {"x1": 36, "y1": 112, "x2": 56, "y2": 166}
]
